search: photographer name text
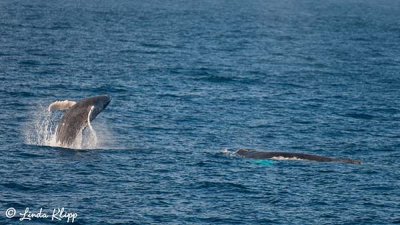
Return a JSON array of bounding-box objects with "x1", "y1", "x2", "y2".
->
[{"x1": 5, "y1": 207, "x2": 77, "y2": 223}]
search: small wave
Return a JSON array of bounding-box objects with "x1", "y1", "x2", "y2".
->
[
  {"x1": 196, "y1": 74, "x2": 236, "y2": 83},
  {"x1": 344, "y1": 113, "x2": 374, "y2": 120},
  {"x1": 18, "y1": 59, "x2": 41, "y2": 66},
  {"x1": 195, "y1": 181, "x2": 251, "y2": 192}
]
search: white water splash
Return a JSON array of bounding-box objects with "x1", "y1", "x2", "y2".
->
[
  {"x1": 271, "y1": 156, "x2": 304, "y2": 161},
  {"x1": 221, "y1": 148, "x2": 236, "y2": 157},
  {"x1": 82, "y1": 106, "x2": 98, "y2": 148},
  {"x1": 25, "y1": 105, "x2": 58, "y2": 147},
  {"x1": 25, "y1": 104, "x2": 113, "y2": 150}
]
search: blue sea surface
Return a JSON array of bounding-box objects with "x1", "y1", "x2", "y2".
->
[{"x1": 1, "y1": 0, "x2": 400, "y2": 224}]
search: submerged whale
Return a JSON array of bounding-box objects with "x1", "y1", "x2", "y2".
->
[
  {"x1": 48, "y1": 95, "x2": 111, "y2": 147},
  {"x1": 236, "y1": 149, "x2": 361, "y2": 164}
]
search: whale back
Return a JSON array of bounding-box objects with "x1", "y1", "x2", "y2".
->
[{"x1": 236, "y1": 149, "x2": 361, "y2": 164}]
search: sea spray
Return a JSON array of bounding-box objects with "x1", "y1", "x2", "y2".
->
[{"x1": 25, "y1": 105, "x2": 58, "y2": 147}]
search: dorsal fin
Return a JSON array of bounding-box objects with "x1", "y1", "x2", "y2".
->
[{"x1": 48, "y1": 100, "x2": 77, "y2": 112}]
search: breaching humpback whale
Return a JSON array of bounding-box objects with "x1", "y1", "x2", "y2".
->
[
  {"x1": 48, "y1": 95, "x2": 111, "y2": 147},
  {"x1": 236, "y1": 149, "x2": 361, "y2": 164}
]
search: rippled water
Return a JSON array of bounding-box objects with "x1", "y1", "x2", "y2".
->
[{"x1": 1, "y1": 0, "x2": 400, "y2": 224}]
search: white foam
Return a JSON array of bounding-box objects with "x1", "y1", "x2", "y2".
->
[
  {"x1": 222, "y1": 148, "x2": 236, "y2": 157},
  {"x1": 271, "y1": 156, "x2": 304, "y2": 161}
]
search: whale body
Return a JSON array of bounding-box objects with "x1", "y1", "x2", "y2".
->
[
  {"x1": 48, "y1": 95, "x2": 111, "y2": 147},
  {"x1": 236, "y1": 149, "x2": 361, "y2": 164}
]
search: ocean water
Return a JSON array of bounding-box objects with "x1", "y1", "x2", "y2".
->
[{"x1": 1, "y1": 0, "x2": 400, "y2": 224}]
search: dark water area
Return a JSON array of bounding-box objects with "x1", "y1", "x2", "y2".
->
[{"x1": 1, "y1": 0, "x2": 400, "y2": 224}]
